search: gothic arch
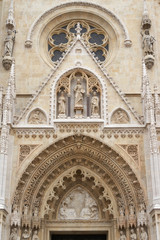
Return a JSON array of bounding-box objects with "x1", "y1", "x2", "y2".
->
[
  {"x1": 50, "y1": 67, "x2": 107, "y2": 124},
  {"x1": 12, "y1": 135, "x2": 147, "y2": 224}
]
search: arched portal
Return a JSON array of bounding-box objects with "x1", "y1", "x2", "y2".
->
[{"x1": 11, "y1": 135, "x2": 147, "y2": 240}]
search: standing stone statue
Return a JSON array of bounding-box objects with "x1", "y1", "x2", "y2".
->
[
  {"x1": 119, "y1": 230, "x2": 126, "y2": 240},
  {"x1": 32, "y1": 230, "x2": 39, "y2": 240},
  {"x1": 140, "y1": 227, "x2": 148, "y2": 240},
  {"x1": 91, "y1": 92, "x2": 99, "y2": 116},
  {"x1": 74, "y1": 79, "x2": 85, "y2": 108},
  {"x1": 130, "y1": 229, "x2": 137, "y2": 240},
  {"x1": 142, "y1": 30, "x2": 155, "y2": 55},
  {"x1": 4, "y1": 29, "x2": 15, "y2": 57},
  {"x1": 9, "y1": 228, "x2": 19, "y2": 240},
  {"x1": 58, "y1": 91, "x2": 66, "y2": 115},
  {"x1": 22, "y1": 229, "x2": 31, "y2": 240}
]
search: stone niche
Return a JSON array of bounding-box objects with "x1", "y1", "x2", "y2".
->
[{"x1": 56, "y1": 70, "x2": 102, "y2": 119}]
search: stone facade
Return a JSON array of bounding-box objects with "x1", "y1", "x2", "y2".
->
[{"x1": 0, "y1": 0, "x2": 160, "y2": 239}]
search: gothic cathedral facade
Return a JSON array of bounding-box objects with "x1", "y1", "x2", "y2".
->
[{"x1": 0, "y1": 0, "x2": 160, "y2": 240}]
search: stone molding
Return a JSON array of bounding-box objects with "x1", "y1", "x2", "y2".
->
[
  {"x1": 25, "y1": 2, "x2": 132, "y2": 47},
  {"x1": 11, "y1": 135, "x2": 146, "y2": 221}
]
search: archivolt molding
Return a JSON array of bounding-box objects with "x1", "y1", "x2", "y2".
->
[
  {"x1": 25, "y1": 2, "x2": 131, "y2": 48},
  {"x1": 12, "y1": 135, "x2": 146, "y2": 221},
  {"x1": 41, "y1": 166, "x2": 117, "y2": 219},
  {"x1": 50, "y1": 67, "x2": 108, "y2": 124}
]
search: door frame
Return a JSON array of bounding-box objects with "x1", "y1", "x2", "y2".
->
[{"x1": 42, "y1": 220, "x2": 117, "y2": 240}]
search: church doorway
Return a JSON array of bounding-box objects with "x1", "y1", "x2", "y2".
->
[{"x1": 50, "y1": 234, "x2": 108, "y2": 240}]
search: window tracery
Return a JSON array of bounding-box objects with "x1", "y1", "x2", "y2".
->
[
  {"x1": 48, "y1": 20, "x2": 109, "y2": 65},
  {"x1": 56, "y1": 70, "x2": 102, "y2": 119}
]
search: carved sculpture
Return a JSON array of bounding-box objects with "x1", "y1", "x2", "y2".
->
[
  {"x1": 118, "y1": 206, "x2": 126, "y2": 229},
  {"x1": 91, "y1": 92, "x2": 100, "y2": 117},
  {"x1": 9, "y1": 227, "x2": 19, "y2": 240},
  {"x1": 22, "y1": 229, "x2": 31, "y2": 240},
  {"x1": 2, "y1": 29, "x2": 16, "y2": 70},
  {"x1": 111, "y1": 109, "x2": 129, "y2": 124},
  {"x1": 130, "y1": 229, "x2": 137, "y2": 240},
  {"x1": 119, "y1": 231, "x2": 126, "y2": 240},
  {"x1": 137, "y1": 203, "x2": 147, "y2": 226},
  {"x1": 141, "y1": 0, "x2": 155, "y2": 69},
  {"x1": 140, "y1": 227, "x2": 148, "y2": 240},
  {"x1": 4, "y1": 29, "x2": 15, "y2": 57},
  {"x1": 142, "y1": 30, "x2": 155, "y2": 56},
  {"x1": 28, "y1": 110, "x2": 46, "y2": 124},
  {"x1": 32, "y1": 230, "x2": 39, "y2": 240},
  {"x1": 74, "y1": 79, "x2": 85, "y2": 108},
  {"x1": 58, "y1": 187, "x2": 99, "y2": 220},
  {"x1": 128, "y1": 204, "x2": 136, "y2": 228},
  {"x1": 58, "y1": 91, "x2": 66, "y2": 117},
  {"x1": 11, "y1": 204, "x2": 20, "y2": 227}
]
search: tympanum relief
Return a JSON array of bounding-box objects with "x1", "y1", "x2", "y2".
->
[
  {"x1": 28, "y1": 109, "x2": 47, "y2": 124},
  {"x1": 58, "y1": 187, "x2": 99, "y2": 220},
  {"x1": 56, "y1": 70, "x2": 101, "y2": 119},
  {"x1": 111, "y1": 109, "x2": 130, "y2": 124}
]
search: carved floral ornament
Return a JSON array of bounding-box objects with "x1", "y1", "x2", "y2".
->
[{"x1": 12, "y1": 135, "x2": 146, "y2": 224}]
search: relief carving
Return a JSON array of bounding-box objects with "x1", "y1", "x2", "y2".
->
[
  {"x1": 58, "y1": 187, "x2": 99, "y2": 220},
  {"x1": 140, "y1": 227, "x2": 148, "y2": 240},
  {"x1": 19, "y1": 145, "x2": 39, "y2": 163},
  {"x1": 111, "y1": 109, "x2": 130, "y2": 124},
  {"x1": 120, "y1": 145, "x2": 139, "y2": 164},
  {"x1": 130, "y1": 229, "x2": 137, "y2": 240},
  {"x1": 9, "y1": 227, "x2": 19, "y2": 240},
  {"x1": 119, "y1": 230, "x2": 126, "y2": 240},
  {"x1": 32, "y1": 230, "x2": 39, "y2": 240},
  {"x1": 22, "y1": 229, "x2": 31, "y2": 240},
  {"x1": 28, "y1": 110, "x2": 46, "y2": 124}
]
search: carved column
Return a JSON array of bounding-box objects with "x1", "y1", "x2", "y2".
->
[{"x1": 142, "y1": 61, "x2": 160, "y2": 240}]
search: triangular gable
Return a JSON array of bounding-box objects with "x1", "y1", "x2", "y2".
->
[{"x1": 15, "y1": 36, "x2": 143, "y2": 125}]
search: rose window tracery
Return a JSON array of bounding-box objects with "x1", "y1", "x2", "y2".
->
[
  {"x1": 48, "y1": 20, "x2": 109, "y2": 64},
  {"x1": 56, "y1": 70, "x2": 102, "y2": 119}
]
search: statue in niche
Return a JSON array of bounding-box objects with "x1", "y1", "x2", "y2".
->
[
  {"x1": 28, "y1": 110, "x2": 46, "y2": 124},
  {"x1": 91, "y1": 92, "x2": 100, "y2": 117},
  {"x1": 142, "y1": 30, "x2": 155, "y2": 56},
  {"x1": 9, "y1": 228, "x2": 19, "y2": 240},
  {"x1": 140, "y1": 227, "x2": 148, "y2": 240},
  {"x1": 58, "y1": 187, "x2": 98, "y2": 220},
  {"x1": 11, "y1": 204, "x2": 20, "y2": 226},
  {"x1": 111, "y1": 109, "x2": 129, "y2": 124},
  {"x1": 74, "y1": 79, "x2": 85, "y2": 108},
  {"x1": 119, "y1": 231, "x2": 126, "y2": 240},
  {"x1": 58, "y1": 91, "x2": 66, "y2": 116},
  {"x1": 4, "y1": 29, "x2": 16, "y2": 57},
  {"x1": 32, "y1": 230, "x2": 39, "y2": 240},
  {"x1": 130, "y1": 229, "x2": 137, "y2": 240},
  {"x1": 22, "y1": 229, "x2": 31, "y2": 240}
]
